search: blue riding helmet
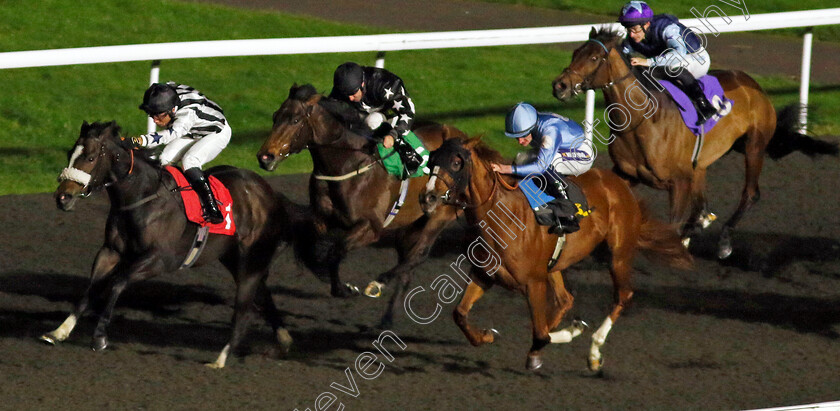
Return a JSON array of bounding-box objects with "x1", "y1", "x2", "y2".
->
[
  {"x1": 504, "y1": 102, "x2": 538, "y2": 138},
  {"x1": 618, "y1": 1, "x2": 654, "y2": 27}
]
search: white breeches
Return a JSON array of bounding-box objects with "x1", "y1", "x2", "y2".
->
[{"x1": 159, "y1": 123, "x2": 232, "y2": 170}]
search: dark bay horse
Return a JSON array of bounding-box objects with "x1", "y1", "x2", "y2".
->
[
  {"x1": 553, "y1": 28, "x2": 838, "y2": 259},
  {"x1": 420, "y1": 137, "x2": 692, "y2": 371},
  {"x1": 257, "y1": 84, "x2": 465, "y2": 325},
  {"x1": 44, "y1": 121, "x2": 315, "y2": 368}
]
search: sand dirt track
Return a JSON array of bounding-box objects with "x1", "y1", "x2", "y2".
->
[
  {"x1": 1, "y1": 150, "x2": 839, "y2": 410},
  {"x1": 3, "y1": 1, "x2": 840, "y2": 409}
]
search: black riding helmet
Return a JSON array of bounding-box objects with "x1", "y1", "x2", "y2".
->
[
  {"x1": 139, "y1": 83, "x2": 180, "y2": 115},
  {"x1": 332, "y1": 62, "x2": 364, "y2": 97}
]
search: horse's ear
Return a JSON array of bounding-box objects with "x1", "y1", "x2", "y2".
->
[
  {"x1": 589, "y1": 27, "x2": 597, "y2": 39},
  {"x1": 106, "y1": 120, "x2": 122, "y2": 138},
  {"x1": 464, "y1": 137, "x2": 483, "y2": 149}
]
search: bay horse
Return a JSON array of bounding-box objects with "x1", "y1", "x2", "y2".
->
[
  {"x1": 44, "y1": 121, "x2": 318, "y2": 368},
  {"x1": 552, "y1": 28, "x2": 838, "y2": 259},
  {"x1": 257, "y1": 84, "x2": 464, "y2": 326},
  {"x1": 420, "y1": 137, "x2": 693, "y2": 371}
]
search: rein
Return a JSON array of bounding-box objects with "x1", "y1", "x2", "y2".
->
[{"x1": 564, "y1": 39, "x2": 635, "y2": 95}]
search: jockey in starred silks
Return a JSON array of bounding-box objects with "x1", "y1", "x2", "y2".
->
[
  {"x1": 490, "y1": 102, "x2": 594, "y2": 235},
  {"x1": 618, "y1": 0, "x2": 722, "y2": 124}
]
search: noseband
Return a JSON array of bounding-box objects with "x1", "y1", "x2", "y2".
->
[{"x1": 58, "y1": 142, "x2": 135, "y2": 197}]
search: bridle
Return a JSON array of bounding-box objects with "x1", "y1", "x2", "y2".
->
[
  {"x1": 58, "y1": 141, "x2": 135, "y2": 198},
  {"x1": 561, "y1": 39, "x2": 634, "y2": 96},
  {"x1": 428, "y1": 148, "x2": 498, "y2": 210}
]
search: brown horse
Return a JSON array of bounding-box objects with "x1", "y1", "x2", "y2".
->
[
  {"x1": 45, "y1": 121, "x2": 319, "y2": 368},
  {"x1": 257, "y1": 84, "x2": 464, "y2": 325},
  {"x1": 420, "y1": 137, "x2": 692, "y2": 371},
  {"x1": 552, "y1": 28, "x2": 838, "y2": 259}
]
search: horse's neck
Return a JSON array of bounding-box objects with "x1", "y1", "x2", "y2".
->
[
  {"x1": 309, "y1": 120, "x2": 376, "y2": 177},
  {"x1": 107, "y1": 157, "x2": 167, "y2": 210},
  {"x1": 466, "y1": 155, "x2": 532, "y2": 256}
]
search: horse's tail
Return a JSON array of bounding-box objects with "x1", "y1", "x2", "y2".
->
[
  {"x1": 636, "y1": 202, "x2": 693, "y2": 269},
  {"x1": 274, "y1": 193, "x2": 346, "y2": 282},
  {"x1": 765, "y1": 105, "x2": 839, "y2": 160}
]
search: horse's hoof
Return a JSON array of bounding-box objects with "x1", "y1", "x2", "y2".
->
[
  {"x1": 701, "y1": 212, "x2": 717, "y2": 229},
  {"x1": 572, "y1": 318, "x2": 589, "y2": 331},
  {"x1": 205, "y1": 362, "x2": 225, "y2": 370},
  {"x1": 363, "y1": 281, "x2": 384, "y2": 298},
  {"x1": 681, "y1": 237, "x2": 691, "y2": 249},
  {"x1": 526, "y1": 354, "x2": 543, "y2": 371},
  {"x1": 717, "y1": 243, "x2": 733, "y2": 260},
  {"x1": 589, "y1": 356, "x2": 604, "y2": 372},
  {"x1": 276, "y1": 329, "x2": 293, "y2": 356},
  {"x1": 39, "y1": 333, "x2": 58, "y2": 345},
  {"x1": 485, "y1": 328, "x2": 500, "y2": 344},
  {"x1": 331, "y1": 283, "x2": 360, "y2": 298},
  {"x1": 91, "y1": 336, "x2": 108, "y2": 352}
]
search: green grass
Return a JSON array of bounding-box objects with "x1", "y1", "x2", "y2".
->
[
  {"x1": 478, "y1": 0, "x2": 840, "y2": 42},
  {"x1": 0, "y1": 0, "x2": 838, "y2": 195}
]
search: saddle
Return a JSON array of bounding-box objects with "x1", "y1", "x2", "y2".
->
[
  {"x1": 165, "y1": 166, "x2": 236, "y2": 236},
  {"x1": 519, "y1": 172, "x2": 591, "y2": 234},
  {"x1": 658, "y1": 75, "x2": 733, "y2": 136}
]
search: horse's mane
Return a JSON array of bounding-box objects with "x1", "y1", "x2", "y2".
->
[
  {"x1": 288, "y1": 83, "x2": 365, "y2": 131},
  {"x1": 467, "y1": 137, "x2": 507, "y2": 165},
  {"x1": 591, "y1": 27, "x2": 665, "y2": 99},
  {"x1": 84, "y1": 121, "x2": 162, "y2": 167}
]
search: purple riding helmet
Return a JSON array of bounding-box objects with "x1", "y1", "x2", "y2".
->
[{"x1": 618, "y1": 1, "x2": 654, "y2": 27}]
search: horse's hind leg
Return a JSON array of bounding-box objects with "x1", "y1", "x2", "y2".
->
[
  {"x1": 41, "y1": 247, "x2": 120, "y2": 345},
  {"x1": 682, "y1": 168, "x2": 715, "y2": 246},
  {"x1": 254, "y1": 280, "x2": 293, "y2": 357},
  {"x1": 718, "y1": 128, "x2": 767, "y2": 259}
]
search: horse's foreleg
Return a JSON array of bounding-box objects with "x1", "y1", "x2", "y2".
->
[
  {"x1": 719, "y1": 132, "x2": 765, "y2": 259},
  {"x1": 525, "y1": 280, "x2": 553, "y2": 371},
  {"x1": 365, "y1": 211, "x2": 453, "y2": 298},
  {"x1": 587, "y1": 245, "x2": 635, "y2": 372},
  {"x1": 545, "y1": 270, "x2": 579, "y2": 344},
  {"x1": 453, "y1": 281, "x2": 496, "y2": 347},
  {"x1": 41, "y1": 247, "x2": 121, "y2": 345},
  {"x1": 91, "y1": 256, "x2": 163, "y2": 352},
  {"x1": 329, "y1": 219, "x2": 379, "y2": 298}
]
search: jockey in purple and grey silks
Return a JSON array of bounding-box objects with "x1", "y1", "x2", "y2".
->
[
  {"x1": 619, "y1": 1, "x2": 722, "y2": 125},
  {"x1": 490, "y1": 102, "x2": 593, "y2": 235}
]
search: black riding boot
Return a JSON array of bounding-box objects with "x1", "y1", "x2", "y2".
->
[
  {"x1": 394, "y1": 137, "x2": 423, "y2": 177},
  {"x1": 184, "y1": 167, "x2": 224, "y2": 224},
  {"x1": 683, "y1": 80, "x2": 719, "y2": 125}
]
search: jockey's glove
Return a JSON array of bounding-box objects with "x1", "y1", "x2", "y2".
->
[{"x1": 130, "y1": 136, "x2": 147, "y2": 148}]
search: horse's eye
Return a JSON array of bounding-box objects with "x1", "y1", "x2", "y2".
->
[
  {"x1": 293, "y1": 118, "x2": 300, "y2": 124},
  {"x1": 591, "y1": 56, "x2": 598, "y2": 61},
  {"x1": 452, "y1": 156, "x2": 463, "y2": 171},
  {"x1": 88, "y1": 157, "x2": 95, "y2": 162}
]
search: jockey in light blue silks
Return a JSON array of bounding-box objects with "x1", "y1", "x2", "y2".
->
[
  {"x1": 490, "y1": 102, "x2": 594, "y2": 234},
  {"x1": 619, "y1": 1, "x2": 722, "y2": 124}
]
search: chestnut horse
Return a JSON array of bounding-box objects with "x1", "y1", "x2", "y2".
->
[
  {"x1": 553, "y1": 28, "x2": 838, "y2": 259},
  {"x1": 420, "y1": 137, "x2": 692, "y2": 371},
  {"x1": 45, "y1": 121, "x2": 320, "y2": 368},
  {"x1": 257, "y1": 84, "x2": 464, "y2": 326}
]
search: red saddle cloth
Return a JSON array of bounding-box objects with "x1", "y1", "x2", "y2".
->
[{"x1": 165, "y1": 166, "x2": 236, "y2": 236}]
